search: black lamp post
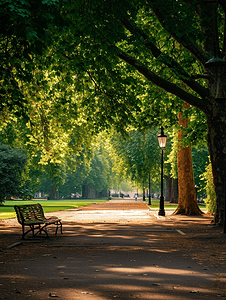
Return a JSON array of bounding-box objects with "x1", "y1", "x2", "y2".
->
[
  {"x1": 148, "y1": 171, "x2": 151, "y2": 205},
  {"x1": 157, "y1": 127, "x2": 167, "y2": 216}
]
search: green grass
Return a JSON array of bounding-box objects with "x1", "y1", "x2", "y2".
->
[
  {"x1": 144, "y1": 199, "x2": 206, "y2": 211},
  {"x1": 145, "y1": 200, "x2": 177, "y2": 210},
  {"x1": 0, "y1": 199, "x2": 107, "y2": 220},
  {"x1": 0, "y1": 198, "x2": 207, "y2": 220}
]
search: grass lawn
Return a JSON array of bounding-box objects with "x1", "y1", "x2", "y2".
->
[
  {"x1": 144, "y1": 199, "x2": 206, "y2": 212},
  {"x1": 145, "y1": 199, "x2": 178, "y2": 211},
  {"x1": 0, "y1": 198, "x2": 206, "y2": 220},
  {"x1": 0, "y1": 199, "x2": 108, "y2": 220}
]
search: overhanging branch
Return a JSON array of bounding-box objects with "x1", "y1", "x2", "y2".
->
[
  {"x1": 121, "y1": 17, "x2": 209, "y2": 99},
  {"x1": 116, "y1": 49, "x2": 208, "y2": 111},
  {"x1": 148, "y1": 2, "x2": 210, "y2": 65}
]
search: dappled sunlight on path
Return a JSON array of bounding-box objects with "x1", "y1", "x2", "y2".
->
[{"x1": 0, "y1": 200, "x2": 225, "y2": 299}]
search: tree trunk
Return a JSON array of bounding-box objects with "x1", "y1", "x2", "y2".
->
[
  {"x1": 174, "y1": 104, "x2": 203, "y2": 215},
  {"x1": 206, "y1": 101, "x2": 226, "y2": 225},
  {"x1": 164, "y1": 175, "x2": 171, "y2": 202},
  {"x1": 143, "y1": 186, "x2": 145, "y2": 201},
  {"x1": 170, "y1": 178, "x2": 178, "y2": 203},
  {"x1": 49, "y1": 183, "x2": 59, "y2": 200}
]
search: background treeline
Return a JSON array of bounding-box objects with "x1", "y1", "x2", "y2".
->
[{"x1": 0, "y1": 128, "x2": 210, "y2": 205}]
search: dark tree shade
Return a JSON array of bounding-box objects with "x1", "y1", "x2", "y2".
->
[{"x1": 0, "y1": 144, "x2": 27, "y2": 203}]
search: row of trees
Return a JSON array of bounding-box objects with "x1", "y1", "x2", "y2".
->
[
  {"x1": 0, "y1": 1, "x2": 224, "y2": 224},
  {"x1": 0, "y1": 127, "x2": 209, "y2": 206}
]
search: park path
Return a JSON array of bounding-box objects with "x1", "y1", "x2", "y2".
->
[
  {"x1": 44, "y1": 199, "x2": 157, "y2": 224},
  {"x1": 42, "y1": 199, "x2": 175, "y2": 224},
  {"x1": 0, "y1": 200, "x2": 226, "y2": 300}
]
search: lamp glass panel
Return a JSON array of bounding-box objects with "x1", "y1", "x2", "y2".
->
[{"x1": 158, "y1": 136, "x2": 167, "y2": 148}]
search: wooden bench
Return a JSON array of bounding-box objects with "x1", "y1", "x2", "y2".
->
[{"x1": 14, "y1": 203, "x2": 63, "y2": 239}]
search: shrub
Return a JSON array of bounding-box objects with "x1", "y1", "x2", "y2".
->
[
  {"x1": 0, "y1": 144, "x2": 27, "y2": 204},
  {"x1": 201, "y1": 161, "x2": 216, "y2": 214}
]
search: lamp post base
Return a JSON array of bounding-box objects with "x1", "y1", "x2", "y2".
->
[
  {"x1": 158, "y1": 195, "x2": 165, "y2": 216},
  {"x1": 158, "y1": 209, "x2": 165, "y2": 216},
  {"x1": 148, "y1": 196, "x2": 151, "y2": 205}
]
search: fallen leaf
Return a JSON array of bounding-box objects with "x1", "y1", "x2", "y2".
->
[
  {"x1": 49, "y1": 292, "x2": 59, "y2": 297},
  {"x1": 57, "y1": 266, "x2": 66, "y2": 269}
]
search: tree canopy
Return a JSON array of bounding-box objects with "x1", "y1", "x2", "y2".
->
[
  {"x1": 56, "y1": 0, "x2": 226, "y2": 225},
  {"x1": 1, "y1": 0, "x2": 226, "y2": 225}
]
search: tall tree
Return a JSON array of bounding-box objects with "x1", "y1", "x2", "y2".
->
[
  {"x1": 2, "y1": 1, "x2": 226, "y2": 225},
  {"x1": 58, "y1": 0, "x2": 226, "y2": 225},
  {"x1": 109, "y1": 129, "x2": 161, "y2": 191},
  {"x1": 175, "y1": 103, "x2": 203, "y2": 215}
]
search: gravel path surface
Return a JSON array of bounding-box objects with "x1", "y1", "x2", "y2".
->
[{"x1": 0, "y1": 200, "x2": 226, "y2": 299}]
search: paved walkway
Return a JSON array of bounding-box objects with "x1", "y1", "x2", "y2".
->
[
  {"x1": 0, "y1": 200, "x2": 225, "y2": 300},
  {"x1": 45, "y1": 200, "x2": 160, "y2": 224},
  {"x1": 42, "y1": 200, "x2": 177, "y2": 224}
]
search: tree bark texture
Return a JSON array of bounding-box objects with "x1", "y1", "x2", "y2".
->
[
  {"x1": 206, "y1": 100, "x2": 226, "y2": 225},
  {"x1": 170, "y1": 178, "x2": 178, "y2": 203},
  {"x1": 164, "y1": 175, "x2": 172, "y2": 202},
  {"x1": 174, "y1": 104, "x2": 203, "y2": 215},
  {"x1": 143, "y1": 186, "x2": 145, "y2": 201},
  {"x1": 50, "y1": 183, "x2": 59, "y2": 200}
]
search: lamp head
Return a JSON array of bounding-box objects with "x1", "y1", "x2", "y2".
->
[
  {"x1": 205, "y1": 56, "x2": 226, "y2": 75},
  {"x1": 158, "y1": 127, "x2": 167, "y2": 148}
]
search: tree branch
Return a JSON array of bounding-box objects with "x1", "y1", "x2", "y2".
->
[
  {"x1": 191, "y1": 74, "x2": 210, "y2": 79},
  {"x1": 121, "y1": 17, "x2": 209, "y2": 99},
  {"x1": 196, "y1": 1, "x2": 220, "y2": 57},
  {"x1": 115, "y1": 48, "x2": 208, "y2": 111},
  {"x1": 148, "y1": 2, "x2": 210, "y2": 65}
]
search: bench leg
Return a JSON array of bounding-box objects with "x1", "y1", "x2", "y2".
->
[
  {"x1": 21, "y1": 224, "x2": 49, "y2": 239},
  {"x1": 22, "y1": 225, "x2": 25, "y2": 240},
  {"x1": 21, "y1": 222, "x2": 62, "y2": 239},
  {"x1": 36, "y1": 225, "x2": 49, "y2": 238},
  {"x1": 21, "y1": 225, "x2": 36, "y2": 239},
  {"x1": 55, "y1": 221, "x2": 62, "y2": 235},
  {"x1": 31, "y1": 225, "x2": 35, "y2": 237}
]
